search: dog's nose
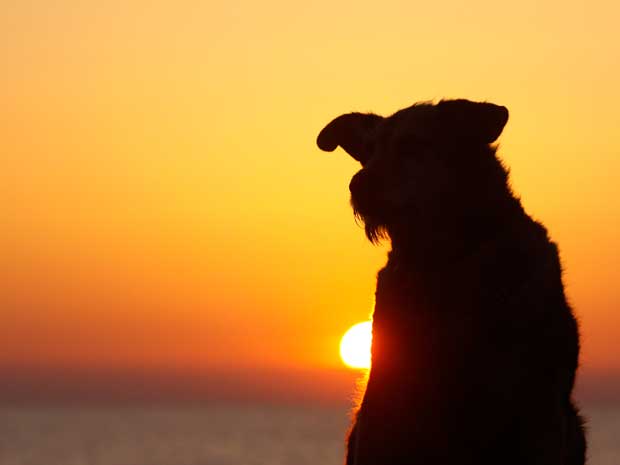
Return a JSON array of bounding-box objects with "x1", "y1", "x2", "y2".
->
[
  {"x1": 349, "y1": 170, "x2": 369, "y2": 198},
  {"x1": 349, "y1": 170, "x2": 377, "y2": 216},
  {"x1": 349, "y1": 172, "x2": 365, "y2": 195}
]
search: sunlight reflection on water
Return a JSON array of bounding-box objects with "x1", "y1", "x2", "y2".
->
[{"x1": 0, "y1": 403, "x2": 616, "y2": 465}]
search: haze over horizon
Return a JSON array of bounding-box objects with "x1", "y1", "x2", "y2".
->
[{"x1": 2, "y1": 1, "x2": 619, "y2": 405}]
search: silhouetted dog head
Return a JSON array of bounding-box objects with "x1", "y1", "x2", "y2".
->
[{"x1": 317, "y1": 100, "x2": 509, "y2": 242}]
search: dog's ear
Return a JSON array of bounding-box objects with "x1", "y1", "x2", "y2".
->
[
  {"x1": 317, "y1": 113, "x2": 383, "y2": 164},
  {"x1": 437, "y1": 100, "x2": 509, "y2": 143}
]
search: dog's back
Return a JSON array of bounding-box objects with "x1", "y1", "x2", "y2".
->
[{"x1": 317, "y1": 100, "x2": 585, "y2": 465}]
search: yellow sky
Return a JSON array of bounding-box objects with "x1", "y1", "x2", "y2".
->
[{"x1": 1, "y1": 0, "x2": 619, "y2": 402}]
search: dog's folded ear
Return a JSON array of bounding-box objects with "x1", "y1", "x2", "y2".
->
[
  {"x1": 437, "y1": 100, "x2": 509, "y2": 143},
  {"x1": 317, "y1": 113, "x2": 383, "y2": 164}
]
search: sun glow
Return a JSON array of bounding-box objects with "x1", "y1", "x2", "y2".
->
[{"x1": 340, "y1": 321, "x2": 373, "y2": 369}]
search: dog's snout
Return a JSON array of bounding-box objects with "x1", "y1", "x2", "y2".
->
[
  {"x1": 349, "y1": 170, "x2": 373, "y2": 199},
  {"x1": 349, "y1": 172, "x2": 365, "y2": 195},
  {"x1": 349, "y1": 170, "x2": 378, "y2": 216}
]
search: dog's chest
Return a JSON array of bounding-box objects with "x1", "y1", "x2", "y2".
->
[
  {"x1": 369, "y1": 238, "x2": 555, "y2": 381},
  {"x1": 373, "y1": 260, "x2": 484, "y2": 325},
  {"x1": 370, "y1": 252, "x2": 518, "y2": 376},
  {"x1": 372, "y1": 265, "x2": 465, "y2": 373}
]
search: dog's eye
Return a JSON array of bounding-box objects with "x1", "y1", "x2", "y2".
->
[
  {"x1": 394, "y1": 135, "x2": 428, "y2": 158},
  {"x1": 363, "y1": 139, "x2": 376, "y2": 157}
]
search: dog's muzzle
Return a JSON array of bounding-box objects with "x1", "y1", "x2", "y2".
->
[{"x1": 349, "y1": 170, "x2": 378, "y2": 215}]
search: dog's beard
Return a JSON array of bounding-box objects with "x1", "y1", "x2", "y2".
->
[{"x1": 352, "y1": 205, "x2": 388, "y2": 244}]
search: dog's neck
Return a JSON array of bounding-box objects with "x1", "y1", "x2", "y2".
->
[{"x1": 386, "y1": 193, "x2": 529, "y2": 271}]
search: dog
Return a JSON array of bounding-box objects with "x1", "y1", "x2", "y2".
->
[{"x1": 317, "y1": 100, "x2": 586, "y2": 465}]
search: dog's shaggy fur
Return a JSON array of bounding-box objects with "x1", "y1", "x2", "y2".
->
[{"x1": 317, "y1": 100, "x2": 586, "y2": 465}]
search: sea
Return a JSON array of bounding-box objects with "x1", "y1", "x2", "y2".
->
[{"x1": 0, "y1": 403, "x2": 617, "y2": 465}]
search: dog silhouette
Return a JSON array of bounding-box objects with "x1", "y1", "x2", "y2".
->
[{"x1": 317, "y1": 100, "x2": 586, "y2": 465}]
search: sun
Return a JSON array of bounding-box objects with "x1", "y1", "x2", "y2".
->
[{"x1": 340, "y1": 321, "x2": 373, "y2": 369}]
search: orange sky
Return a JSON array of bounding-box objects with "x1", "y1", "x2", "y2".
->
[{"x1": 1, "y1": 0, "x2": 619, "y2": 403}]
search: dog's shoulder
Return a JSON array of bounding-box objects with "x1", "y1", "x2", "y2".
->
[{"x1": 374, "y1": 216, "x2": 564, "y2": 317}]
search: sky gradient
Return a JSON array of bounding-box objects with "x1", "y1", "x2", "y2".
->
[{"x1": 1, "y1": 0, "x2": 619, "y2": 404}]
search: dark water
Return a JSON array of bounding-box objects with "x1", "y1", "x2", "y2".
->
[{"x1": 0, "y1": 403, "x2": 617, "y2": 464}]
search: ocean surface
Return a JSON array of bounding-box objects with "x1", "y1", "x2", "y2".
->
[{"x1": 0, "y1": 403, "x2": 617, "y2": 465}]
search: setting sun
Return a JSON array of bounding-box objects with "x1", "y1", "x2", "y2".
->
[{"x1": 340, "y1": 321, "x2": 373, "y2": 369}]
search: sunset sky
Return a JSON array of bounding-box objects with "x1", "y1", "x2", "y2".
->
[{"x1": 1, "y1": 1, "x2": 619, "y2": 404}]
